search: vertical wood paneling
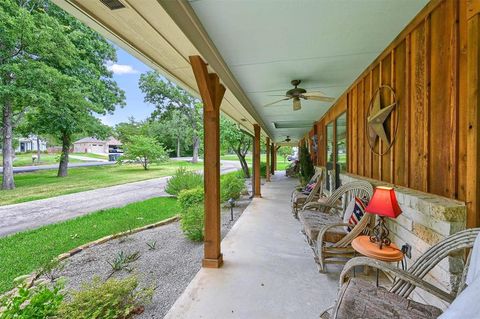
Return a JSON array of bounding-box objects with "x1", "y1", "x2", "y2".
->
[
  {"x1": 394, "y1": 39, "x2": 408, "y2": 187},
  {"x1": 314, "y1": 0, "x2": 474, "y2": 225},
  {"x1": 364, "y1": 72, "x2": 372, "y2": 178},
  {"x1": 381, "y1": 53, "x2": 392, "y2": 183},
  {"x1": 371, "y1": 65, "x2": 380, "y2": 180},
  {"x1": 409, "y1": 19, "x2": 429, "y2": 192},
  {"x1": 357, "y1": 81, "x2": 365, "y2": 177},
  {"x1": 351, "y1": 86, "x2": 358, "y2": 175}
]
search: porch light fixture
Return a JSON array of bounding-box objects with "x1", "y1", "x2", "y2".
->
[{"x1": 365, "y1": 186, "x2": 402, "y2": 249}]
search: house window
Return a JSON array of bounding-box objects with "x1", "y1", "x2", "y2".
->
[
  {"x1": 336, "y1": 112, "x2": 347, "y2": 173},
  {"x1": 325, "y1": 112, "x2": 348, "y2": 190}
]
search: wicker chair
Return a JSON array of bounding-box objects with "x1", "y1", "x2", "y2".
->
[
  {"x1": 291, "y1": 168, "x2": 325, "y2": 218},
  {"x1": 320, "y1": 228, "x2": 480, "y2": 319},
  {"x1": 298, "y1": 180, "x2": 373, "y2": 272}
]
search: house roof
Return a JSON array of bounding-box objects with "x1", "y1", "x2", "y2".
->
[{"x1": 73, "y1": 137, "x2": 103, "y2": 144}]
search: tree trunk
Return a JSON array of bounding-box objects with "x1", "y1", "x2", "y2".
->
[
  {"x1": 2, "y1": 100, "x2": 15, "y2": 190},
  {"x1": 57, "y1": 133, "x2": 70, "y2": 177},
  {"x1": 176, "y1": 137, "x2": 181, "y2": 158},
  {"x1": 191, "y1": 135, "x2": 200, "y2": 163},
  {"x1": 235, "y1": 150, "x2": 250, "y2": 178},
  {"x1": 143, "y1": 157, "x2": 148, "y2": 170},
  {"x1": 36, "y1": 136, "x2": 41, "y2": 162}
]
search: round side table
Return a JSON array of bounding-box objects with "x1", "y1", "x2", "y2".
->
[{"x1": 351, "y1": 235, "x2": 404, "y2": 286}]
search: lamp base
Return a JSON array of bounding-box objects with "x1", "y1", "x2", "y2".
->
[{"x1": 369, "y1": 216, "x2": 391, "y2": 249}]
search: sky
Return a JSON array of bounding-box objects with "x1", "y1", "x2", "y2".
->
[{"x1": 99, "y1": 46, "x2": 156, "y2": 126}]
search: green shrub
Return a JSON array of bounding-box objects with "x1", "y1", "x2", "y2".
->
[
  {"x1": 57, "y1": 276, "x2": 152, "y2": 319},
  {"x1": 220, "y1": 171, "x2": 246, "y2": 202},
  {"x1": 180, "y1": 206, "x2": 204, "y2": 241},
  {"x1": 177, "y1": 187, "x2": 204, "y2": 211},
  {"x1": 0, "y1": 281, "x2": 64, "y2": 319},
  {"x1": 299, "y1": 143, "x2": 314, "y2": 185},
  {"x1": 165, "y1": 167, "x2": 203, "y2": 196}
]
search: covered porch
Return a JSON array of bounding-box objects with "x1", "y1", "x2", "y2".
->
[{"x1": 165, "y1": 172, "x2": 338, "y2": 318}]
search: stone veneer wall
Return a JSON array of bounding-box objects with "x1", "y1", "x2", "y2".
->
[{"x1": 339, "y1": 172, "x2": 467, "y2": 310}]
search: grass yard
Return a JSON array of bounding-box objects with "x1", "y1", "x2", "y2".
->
[
  {"x1": 0, "y1": 153, "x2": 82, "y2": 167},
  {"x1": 0, "y1": 197, "x2": 179, "y2": 294},
  {"x1": 0, "y1": 161, "x2": 203, "y2": 206},
  {"x1": 220, "y1": 153, "x2": 290, "y2": 172}
]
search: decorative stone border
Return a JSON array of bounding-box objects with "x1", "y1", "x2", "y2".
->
[{"x1": 2, "y1": 215, "x2": 180, "y2": 299}]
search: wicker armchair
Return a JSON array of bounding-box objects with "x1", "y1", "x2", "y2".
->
[
  {"x1": 291, "y1": 168, "x2": 325, "y2": 218},
  {"x1": 298, "y1": 180, "x2": 373, "y2": 272},
  {"x1": 321, "y1": 228, "x2": 480, "y2": 319}
]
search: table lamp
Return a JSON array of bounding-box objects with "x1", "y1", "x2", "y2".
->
[{"x1": 365, "y1": 186, "x2": 402, "y2": 249}]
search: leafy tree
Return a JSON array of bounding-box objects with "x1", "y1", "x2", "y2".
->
[
  {"x1": 278, "y1": 146, "x2": 293, "y2": 163},
  {"x1": 298, "y1": 143, "x2": 314, "y2": 184},
  {"x1": 0, "y1": 0, "x2": 76, "y2": 188},
  {"x1": 122, "y1": 135, "x2": 168, "y2": 170},
  {"x1": 152, "y1": 108, "x2": 192, "y2": 158},
  {"x1": 115, "y1": 117, "x2": 149, "y2": 144},
  {"x1": 25, "y1": 4, "x2": 125, "y2": 177},
  {"x1": 139, "y1": 72, "x2": 202, "y2": 163},
  {"x1": 220, "y1": 116, "x2": 252, "y2": 178}
]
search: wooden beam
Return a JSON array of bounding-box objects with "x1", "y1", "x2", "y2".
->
[
  {"x1": 254, "y1": 124, "x2": 261, "y2": 197},
  {"x1": 271, "y1": 143, "x2": 275, "y2": 175},
  {"x1": 189, "y1": 55, "x2": 226, "y2": 267},
  {"x1": 266, "y1": 137, "x2": 271, "y2": 182},
  {"x1": 466, "y1": 13, "x2": 480, "y2": 227}
]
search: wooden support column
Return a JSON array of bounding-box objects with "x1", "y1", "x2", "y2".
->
[
  {"x1": 266, "y1": 137, "x2": 271, "y2": 182},
  {"x1": 270, "y1": 143, "x2": 275, "y2": 175},
  {"x1": 253, "y1": 124, "x2": 261, "y2": 197},
  {"x1": 467, "y1": 7, "x2": 480, "y2": 227},
  {"x1": 190, "y1": 55, "x2": 226, "y2": 267}
]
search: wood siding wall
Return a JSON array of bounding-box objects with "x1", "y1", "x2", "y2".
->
[{"x1": 314, "y1": 0, "x2": 480, "y2": 226}]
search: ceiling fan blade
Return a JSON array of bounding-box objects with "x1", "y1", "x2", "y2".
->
[
  {"x1": 301, "y1": 94, "x2": 335, "y2": 102},
  {"x1": 303, "y1": 90, "x2": 328, "y2": 97},
  {"x1": 293, "y1": 98, "x2": 301, "y2": 111},
  {"x1": 264, "y1": 97, "x2": 291, "y2": 107}
]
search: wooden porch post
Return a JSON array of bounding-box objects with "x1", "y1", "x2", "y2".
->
[
  {"x1": 271, "y1": 143, "x2": 275, "y2": 175},
  {"x1": 254, "y1": 124, "x2": 261, "y2": 197},
  {"x1": 266, "y1": 137, "x2": 271, "y2": 182},
  {"x1": 190, "y1": 55, "x2": 226, "y2": 267}
]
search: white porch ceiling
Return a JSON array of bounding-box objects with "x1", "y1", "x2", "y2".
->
[{"x1": 188, "y1": 0, "x2": 428, "y2": 141}]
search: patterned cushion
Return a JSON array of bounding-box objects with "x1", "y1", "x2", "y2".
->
[
  {"x1": 343, "y1": 197, "x2": 367, "y2": 232},
  {"x1": 334, "y1": 278, "x2": 443, "y2": 319},
  {"x1": 302, "y1": 182, "x2": 316, "y2": 195},
  {"x1": 299, "y1": 210, "x2": 346, "y2": 243}
]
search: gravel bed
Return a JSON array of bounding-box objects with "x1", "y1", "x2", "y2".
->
[{"x1": 45, "y1": 194, "x2": 252, "y2": 319}]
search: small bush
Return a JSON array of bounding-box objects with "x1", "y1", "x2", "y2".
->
[
  {"x1": 0, "y1": 281, "x2": 64, "y2": 319},
  {"x1": 220, "y1": 171, "x2": 246, "y2": 202},
  {"x1": 165, "y1": 167, "x2": 203, "y2": 196},
  {"x1": 177, "y1": 187, "x2": 204, "y2": 211},
  {"x1": 57, "y1": 276, "x2": 153, "y2": 319},
  {"x1": 180, "y1": 205, "x2": 204, "y2": 241}
]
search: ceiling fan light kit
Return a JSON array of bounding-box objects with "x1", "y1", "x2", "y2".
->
[{"x1": 264, "y1": 79, "x2": 334, "y2": 111}]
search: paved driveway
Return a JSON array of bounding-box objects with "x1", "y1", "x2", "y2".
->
[{"x1": 0, "y1": 160, "x2": 241, "y2": 237}]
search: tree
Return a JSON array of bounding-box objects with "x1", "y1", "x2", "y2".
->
[
  {"x1": 139, "y1": 72, "x2": 202, "y2": 163},
  {"x1": 278, "y1": 146, "x2": 293, "y2": 163},
  {"x1": 0, "y1": 0, "x2": 76, "y2": 188},
  {"x1": 220, "y1": 116, "x2": 252, "y2": 178},
  {"x1": 298, "y1": 143, "x2": 314, "y2": 184},
  {"x1": 25, "y1": 4, "x2": 125, "y2": 177},
  {"x1": 122, "y1": 135, "x2": 168, "y2": 170}
]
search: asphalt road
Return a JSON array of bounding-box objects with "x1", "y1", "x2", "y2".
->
[{"x1": 0, "y1": 160, "x2": 241, "y2": 237}]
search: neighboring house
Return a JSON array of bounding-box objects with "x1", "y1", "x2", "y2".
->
[
  {"x1": 16, "y1": 136, "x2": 47, "y2": 153},
  {"x1": 73, "y1": 137, "x2": 122, "y2": 154}
]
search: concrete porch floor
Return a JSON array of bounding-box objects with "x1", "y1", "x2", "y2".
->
[{"x1": 165, "y1": 172, "x2": 340, "y2": 319}]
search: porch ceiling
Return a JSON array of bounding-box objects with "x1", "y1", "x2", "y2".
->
[
  {"x1": 187, "y1": 0, "x2": 428, "y2": 142},
  {"x1": 53, "y1": 0, "x2": 428, "y2": 143}
]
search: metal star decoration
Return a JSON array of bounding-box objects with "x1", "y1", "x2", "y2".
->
[{"x1": 367, "y1": 89, "x2": 396, "y2": 148}]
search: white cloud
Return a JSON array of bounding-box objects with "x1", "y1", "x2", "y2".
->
[{"x1": 107, "y1": 63, "x2": 139, "y2": 75}]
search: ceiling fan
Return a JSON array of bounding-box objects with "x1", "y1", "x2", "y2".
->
[
  {"x1": 284, "y1": 136, "x2": 291, "y2": 143},
  {"x1": 264, "y1": 80, "x2": 334, "y2": 111}
]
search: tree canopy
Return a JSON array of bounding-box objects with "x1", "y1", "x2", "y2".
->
[
  {"x1": 220, "y1": 116, "x2": 252, "y2": 178},
  {"x1": 122, "y1": 135, "x2": 168, "y2": 170},
  {"x1": 139, "y1": 72, "x2": 202, "y2": 162}
]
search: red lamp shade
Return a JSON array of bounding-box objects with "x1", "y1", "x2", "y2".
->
[{"x1": 366, "y1": 186, "x2": 402, "y2": 218}]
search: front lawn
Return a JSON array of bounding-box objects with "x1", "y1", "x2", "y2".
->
[
  {"x1": 0, "y1": 161, "x2": 203, "y2": 206},
  {"x1": 0, "y1": 153, "x2": 82, "y2": 167},
  {"x1": 0, "y1": 196, "x2": 179, "y2": 294},
  {"x1": 71, "y1": 152, "x2": 109, "y2": 160}
]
